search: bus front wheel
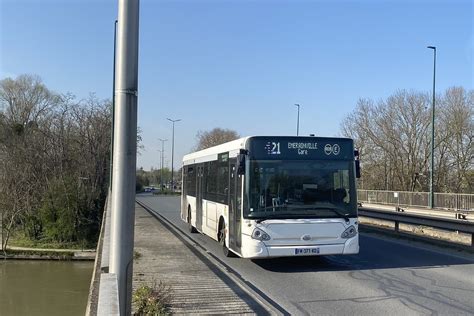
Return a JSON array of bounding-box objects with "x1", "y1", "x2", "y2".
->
[
  {"x1": 188, "y1": 207, "x2": 197, "y2": 233},
  {"x1": 219, "y1": 221, "x2": 235, "y2": 258}
]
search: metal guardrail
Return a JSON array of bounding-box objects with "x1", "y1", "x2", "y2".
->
[
  {"x1": 358, "y1": 190, "x2": 474, "y2": 212},
  {"x1": 359, "y1": 206, "x2": 474, "y2": 247}
]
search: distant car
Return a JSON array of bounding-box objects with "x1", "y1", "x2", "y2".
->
[{"x1": 144, "y1": 187, "x2": 151, "y2": 192}]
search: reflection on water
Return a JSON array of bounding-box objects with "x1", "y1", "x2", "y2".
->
[{"x1": 0, "y1": 260, "x2": 93, "y2": 316}]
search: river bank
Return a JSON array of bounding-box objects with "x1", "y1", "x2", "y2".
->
[{"x1": 1, "y1": 246, "x2": 95, "y2": 260}]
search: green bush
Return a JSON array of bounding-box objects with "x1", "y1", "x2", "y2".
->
[
  {"x1": 133, "y1": 250, "x2": 142, "y2": 261},
  {"x1": 35, "y1": 177, "x2": 101, "y2": 247},
  {"x1": 133, "y1": 281, "x2": 172, "y2": 316},
  {"x1": 39, "y1": 179, "x2": 78, "y2": 242}
]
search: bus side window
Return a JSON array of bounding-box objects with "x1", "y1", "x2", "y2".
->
[{"x1": 187, "y1": 166, "x2": 196, "y2": 196}]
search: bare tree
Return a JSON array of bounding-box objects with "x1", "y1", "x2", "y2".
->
[
  {"x1": 194, "y1": 128, "x2": 240, "y2": 151},
  {"x1": 341, "y1": 87, "x2": 473, "y2": 193},
  {"x1": 438, "y1": 87, "x2": 474, "y2": 192},
  {"x1": 0, "y1": 75, "x2": 112, "y2": 251},
  {"x1": 0, "y1": 75, "x2": 60, "y2": 250}
]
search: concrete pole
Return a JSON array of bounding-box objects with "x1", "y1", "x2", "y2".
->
[
  {"x1": 427, "y1": 46, "x2": 436, "y2": 209},
  {"x1": 158, "y1": 138, "x2": 167, "y2": 191},
  {"x1": 109, "y1": 0, "x2": 140, "y2": 315},
  {"x1": 167, "y1": 118, "x2": 181, "y2": 191},
  {"x1": 157, "y1": 149, "x2": 161, "y2": 187},
  {"x1": 109, "y1": 20, "x2": 118, "y2": 191},
  {"x1": 162, "y1": 149, "x2": 164, "y2": 188}
]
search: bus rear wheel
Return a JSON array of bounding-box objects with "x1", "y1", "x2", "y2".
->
[{"x1": 188, "y1": 208, "x2": 197, "y2": 233}]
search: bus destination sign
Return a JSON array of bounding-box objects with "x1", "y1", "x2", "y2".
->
[{"x1": 247, "y1": 137, "x2": 353, "y2": 160}]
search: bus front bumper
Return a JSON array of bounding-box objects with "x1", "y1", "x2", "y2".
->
[{"x1": 240, "y1": 235, "x2": 359, "y2": 259}]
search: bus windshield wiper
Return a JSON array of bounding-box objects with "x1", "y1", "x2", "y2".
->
[
  {"x1": 250, "y1": 205, "x2": 352, "y2": 222},
  {"x1": 327, "y1": 207, "x2": 351, "y2": 221},
  {"x1": 292, "y1": 205, "x2": 351, "y2": 221},
  {"x1": 249, "y1": 213, "x2": 284, "y2": 223},
  {"x1": 254, "y1": 205, "x2": 287, "y2": 212}
]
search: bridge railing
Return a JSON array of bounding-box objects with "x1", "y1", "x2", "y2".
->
[
  {"x1": 357, "y1": 190, "x2": 474, "y2": 212},
  {"x1": 85, "y1": 193, "x2": 120, "y2": 316},
  {"x1": 358, "y1": 207, "x2": 474, "y2": 247}
]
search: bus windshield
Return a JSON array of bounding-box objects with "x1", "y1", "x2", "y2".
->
[{"x1": 246, "y1": 160, "x2": 357, "y2": 219}]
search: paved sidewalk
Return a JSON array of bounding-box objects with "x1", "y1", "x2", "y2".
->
[{"x1": 133, "y1": 204, "x2": 270, "y2": 315}]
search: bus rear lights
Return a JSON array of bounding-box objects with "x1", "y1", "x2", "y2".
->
[
  {"x1": 341, "y1": 226, "x2": 357, "y2": 239},
  {"x1": 251, "y1": 228, "x2": 271, "y2": 241}
]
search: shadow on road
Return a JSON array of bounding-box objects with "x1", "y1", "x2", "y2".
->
[{"x1": 252, "y1": 235, "x2": 473, "y2": 273}]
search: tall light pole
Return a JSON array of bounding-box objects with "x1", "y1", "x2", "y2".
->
[
  {"x1": 427, "y1": 46, "x2": 436, "y2": 209},
  {"x1": 158, "y1": 138, "x2": 167, "y2": 191},
  {"x1": 156, "y1": 149, "x2": 162, "y2": 187},
  {"x1": 167, "y1": 118, "x2": 181, "y2": 191},
  {"x1": 109, "y1": 20, "x2": 118, "y2": 191},
  {"x1": 109, "y1": 0, "x2": 140, "y2": 314},
  {"x1": 294, "y1": 104, "x2": 300, "y2": 136}
]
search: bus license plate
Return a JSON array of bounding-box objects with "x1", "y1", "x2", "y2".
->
[{"x1": 295, "y1": 248, "x2": 320, "y2": 255}]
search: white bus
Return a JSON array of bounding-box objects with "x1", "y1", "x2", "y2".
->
[{"x1": 181, "y1": 136, "x2": 360, "y2": 258}]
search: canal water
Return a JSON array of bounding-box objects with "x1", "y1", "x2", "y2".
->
[{"x1": 0, "y1": 260, "x2": 93, "y2": 316}]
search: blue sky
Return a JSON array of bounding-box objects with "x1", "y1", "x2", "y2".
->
[{"x1": 1, "y1": 0, "x2": 472, "y2": 170}]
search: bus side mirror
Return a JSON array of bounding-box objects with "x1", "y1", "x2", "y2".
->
[
  {"x1": 355, "y1": 160, "x2": 361, "y2": 178},
  {"x1": 237, "y1": 150, "x2": 246, "y2": 175},
  {"x1": 354, "y1": 149, "x2": 361, "y2": 178}
]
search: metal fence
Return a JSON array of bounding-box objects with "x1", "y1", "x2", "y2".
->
[{"x1": 357, "y1": 190, "x2": 474, "y2": 212}]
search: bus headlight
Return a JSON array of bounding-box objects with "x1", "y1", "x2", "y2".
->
[
  {"x1": 251, "y1": 228, "x2": 271, "y2": 241},
  {"x1": 341, "y1": 225, "x2": 357, "y2": 239}
]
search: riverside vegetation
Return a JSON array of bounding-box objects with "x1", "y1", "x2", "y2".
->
[{"x1": 0, "y1": 74, "x2": 112, "y2": 253}]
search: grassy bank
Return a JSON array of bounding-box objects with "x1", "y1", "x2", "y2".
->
[
  {"x1": 2, "y1": 233, "x2": 96, "y2": 260},
  {"x1": 1, "y1": 248, "x2": 76, "y2": 260}
]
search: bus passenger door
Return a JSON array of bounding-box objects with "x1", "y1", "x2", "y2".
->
[
  {"x1": 181, "y1": 166, "x2": 187, "y2": 221},
  {"x1": 196, "y1": 164, "x2": 203, "y2": 231},
  {"x1": 235, "y1": 169, "x2": 242, "y2": 248},
  {"x1": 228, "y1": 161, "x2": 241, "y2": 253}
]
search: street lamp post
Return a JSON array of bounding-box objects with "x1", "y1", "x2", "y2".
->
[
  {"x1": 158, "y1": 138, "x2": 167, "y2": 191},
  {"x1": 427, "y1": 46, "x2": 436, "y2": 209},
  {"x1": 109, "y1": 20, "x2": 118, "y2": 191},
  {"x1": 157, "y1": 149, "x2": 162, "y2": 188},
  {"x1": 167, "y1": 118, "x2": 181, "y2": 191},
  {"x1": 294, "y1": 104, "x2": 300, "y2": 136},
  {"x1": 109, "y1": 0, "x2": 140, "y2": 313}
]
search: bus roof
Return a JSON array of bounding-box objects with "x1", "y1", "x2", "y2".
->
[
  {"x1": 182, "y1": 135, "x2": 354, "y2": 165},
  {"x1": 183, "y1": 136, "x2": 251, "y2": 164}
]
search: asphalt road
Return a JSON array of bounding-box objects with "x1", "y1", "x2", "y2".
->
[{"x1": 136, "y1": 194, "x2": 474, "y2": 316}]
